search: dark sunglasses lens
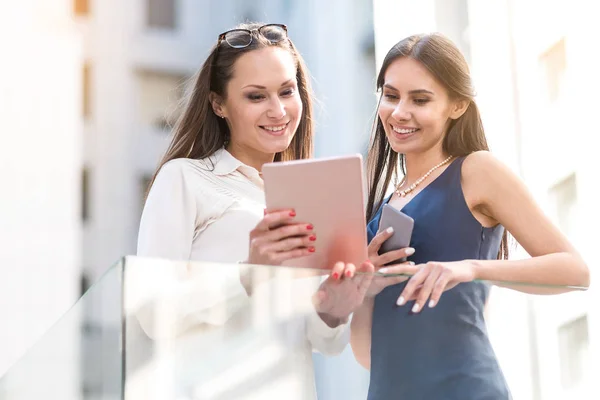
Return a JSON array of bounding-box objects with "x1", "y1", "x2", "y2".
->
[
  {"x1": 224, "y1": 31, "x2": 252, "y2": 48},
  {"x1": 260, "y1": 25, "x2": 286, "y2": 43}
]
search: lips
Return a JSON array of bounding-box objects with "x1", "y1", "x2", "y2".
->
[
  {"x1": 392, "y1": 126, "x2": 419, "y2": 134},
  {"x1": 260, "y1": 122, "x2": 289, "y2": 136}
]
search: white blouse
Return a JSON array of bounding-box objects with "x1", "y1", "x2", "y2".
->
[{"x1": 136, "y1": 148, "x2": 349, "y2": 399}]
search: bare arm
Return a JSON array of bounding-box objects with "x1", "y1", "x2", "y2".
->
[
  {"x1": 349, "y1": 231, "x2": 414, "y2": 369},
  {"x1": 350, "y1": 298, "x2": 374, "y2": 369},
  {"x1": 391, "y1": 152, "x2": 590, "y2": 313},
  {"x1": 464, "y1": 151, "x2": 589, "y2": 292}
]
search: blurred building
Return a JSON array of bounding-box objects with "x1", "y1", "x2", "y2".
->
[
  {"x1": 374, "y1": 0, "x2": 598, "y2": 399},
  {"x1": 0, "y1": 1, "x2": 82, "y2": 394},
  {"x1": 10, "y1": 1, "x2": 596, "y2": 399},
  {"x1": 77, "y1": 0, "x2": 376, "y2": 285},
  {"x1": 2, "y1": 0, "x2": 376, "y2": 399},
  {"x1": 78, "y1": 0, "x2": 375, "y2": 399}
]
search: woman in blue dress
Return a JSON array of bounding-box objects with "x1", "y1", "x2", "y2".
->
[{"x1": 350, "y1": 33, "x2": 590, "y2": 400}]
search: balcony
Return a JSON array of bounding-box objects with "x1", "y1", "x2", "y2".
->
[{"x1": 0, "y1": 257, "x2": 589, "y2": 399}]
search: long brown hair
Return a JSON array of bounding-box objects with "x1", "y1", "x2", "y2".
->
[
  {"x1": 366, "y1": 33, "x2": 509, "y2": 260},
  {"x1": 148, "y1": 22, "x2": 314, "y2": 190}
]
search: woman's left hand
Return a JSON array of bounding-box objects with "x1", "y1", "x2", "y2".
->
[
  {"x1": 380, "y1": 260, "x2": 477, "y2": 313},
  {"x1": 313, "y1": 261, "x2": 375, "y2": 326}
]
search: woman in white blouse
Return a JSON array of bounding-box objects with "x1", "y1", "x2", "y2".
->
[{"x1": 136, "y1": 23, "x2": 373, "y2": 398}]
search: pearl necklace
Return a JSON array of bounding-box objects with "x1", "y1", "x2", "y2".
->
[{"x1": 395, "y1": 156, "x2": 453, "y2": 198}]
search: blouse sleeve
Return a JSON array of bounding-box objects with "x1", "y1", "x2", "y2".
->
[
  {"x1": 134, "y1": 160, "x2": 249, "y2": 338},
  {"x1": 137, "y1": 160, "x2": 197, "y2": 261}
]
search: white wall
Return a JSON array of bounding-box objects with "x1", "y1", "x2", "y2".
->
[
  {"x1": 469, "y1": 0, "x2": 598, "y2": 398},
  {"x1": 0, "y1": 0, "x2": 82, "y2": 395},
  {"x1": 79, "y1": 2, "x2": 377, "y2": 399},
  {"x1": 370, "y1": 1, "x2": 599, "y2": 399}
]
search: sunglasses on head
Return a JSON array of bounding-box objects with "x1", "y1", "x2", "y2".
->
[{"x1": 217, "y1": 24, "x2": 288, "y2": 49}]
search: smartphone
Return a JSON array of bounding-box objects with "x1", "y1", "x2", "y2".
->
[{"x1": 377, "y1": 204, "x2": 414, "y2": 258}]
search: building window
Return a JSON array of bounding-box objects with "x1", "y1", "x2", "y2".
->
[
  {"x1": 147, "y1": 0, "x2": 177, "y2": 29},
  {"x1": 558, "y1": 315, "x2": 589, "y2": 389},
  {"x1": 74, "y1": 0, "x2": 89, "y2": 16},
  {"x1": 80, "y1": 271, "x2": 91, "y2": 296},
  {"x1": 540, "y1": 38, "x2": 566, "y2": 103},
  {"x1": 83, "y1": 63, "x2": 92, "y2": 119},
  {"x1": 549, "y1": 173, "x2": 577, "y2": 238},
  {"x1": 82, "y1": 168, "x2": 90, "y2": 222},
  {"x1": 138, "y1": 70, "x2": 187, "y2": 131}
]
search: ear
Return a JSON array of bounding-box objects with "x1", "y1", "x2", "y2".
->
[
  {"x1": 449, "y1": 99, "x2": 469, "y2": 120},
  {"x1": 209, "y1": 92, "x2": 226, "y2": 119}
]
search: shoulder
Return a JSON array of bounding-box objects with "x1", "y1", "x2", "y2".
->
[
  {"x1": 158, "y1": 157, "x2": 217, "y2": 182},
  {"x1": 149, "y1": 158, "x2": 221, "y2": 201},
  {"x1": 460, "y1": 150, "x2": 522, "y2": 211},
  {"x1": 461, "y1": 150, "x2": 508, "y2": 186}
]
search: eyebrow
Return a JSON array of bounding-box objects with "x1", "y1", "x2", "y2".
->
[
  {"x1": 243, "y1": 79, "x2": 294, "y2": 90},
  {"x1": 383, "y1": 84, "x2": 434, "y2": 95}
]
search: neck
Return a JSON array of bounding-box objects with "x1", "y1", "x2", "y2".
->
[
  {"x1": 226, "y1": 142, "x2": 275, "y2": 173},
  {"x1": 403, "y1": 147, "x2": 449, "y2": 182}
]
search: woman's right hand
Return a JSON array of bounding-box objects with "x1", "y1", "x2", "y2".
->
[
  {"x1": 368, "y1": 227, "x2": 415, "y2": 268},
  {"x1": 247, "y1": 209, "x2": 316, "y2": 266},
  {"x1": 364, "y1": 227, "x2": 416, "y2": 298}
]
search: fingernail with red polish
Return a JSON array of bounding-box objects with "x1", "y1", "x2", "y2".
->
[
  {"x1": 306, "y1": 224, "x2": 313, "y2": 230},
  {"x1": 345, "y1": 270, "x2": 352, "y2": 278},
  {"x1": 308, "y1": 247, "x2": 315, "y2": 253},
  {"x1": 332, "y1": 272, "x2": 339, "y2": 280},
  {"x1": 309, "y1": 234, "x2": 316, "y2": 241},
  {"x1": 289, "y1": 211, "x2": 296, "y2": 217}
]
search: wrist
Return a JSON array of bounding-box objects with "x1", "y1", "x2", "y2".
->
[
  {"x1": 468, "y1": 259, "x2": 483, "y2": 281},
  {"x1": 360, "y1": 297, "x2": 376, "y2": 312},
  {"x1": 363, "y1": 295, "x2": 376, "y2": 303}
]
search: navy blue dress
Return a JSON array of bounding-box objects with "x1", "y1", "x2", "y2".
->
[{"x1": 366, "y1": 157, "x2": 511, "y2": 400}]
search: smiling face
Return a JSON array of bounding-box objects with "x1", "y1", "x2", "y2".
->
[
  {"x1": 378, "y1": 56, "x2": 466, "y2": 156},
  {"x1": 214, "y1": 46, "x2": 302, "y2": 161}
]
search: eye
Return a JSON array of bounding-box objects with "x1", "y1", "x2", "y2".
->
[
  {"x1": 414, "y1": 98, "x2": 430, "y2": 105},
  {"x1": 280, "y1": 88, "x2": 296, "y2": 97},
  {"x1": 246, "y1": 93, "x2": 266, "y2": 101},
  {"x1": 383, "y1": 92, "x2": 398, "y2": 100}
]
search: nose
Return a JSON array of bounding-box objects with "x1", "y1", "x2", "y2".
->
[
  {"x1": 391, "y1": 101, "x2": 410, "y2": 121},
  {"x1": 267, "y1": 97, "x2": 286, "y2": 120}
]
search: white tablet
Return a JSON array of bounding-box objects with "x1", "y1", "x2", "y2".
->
[{"x1": 262, "y1": 154, "x2": 368, "y2": 270}]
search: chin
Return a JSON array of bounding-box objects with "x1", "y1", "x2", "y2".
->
[
  {"x1": 388, "y1": 142, "x2": 409, "y2": 154},
  {"x1": 386, "y1": 134, "x2": 421, "y2": 154},
  {"x1": 263, "y1": 138, "x2": 293, "y2": 155},
  {"x1": 393, "y1": 145, "x2": 428, "y2": 157}
]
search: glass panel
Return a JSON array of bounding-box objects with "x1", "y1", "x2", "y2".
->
[
  {"x1": 123, "y1": 257, "x2": 331, "y2": 400},
  {"x1": 0, "y1": 259, "x2": 124, "y2": 400},
  {"x1": 122, "y1": 256, "x2": 588, "y2": 400},
  {"x1": 0, "y1": 256, "x2": 588, "y2": 400}
]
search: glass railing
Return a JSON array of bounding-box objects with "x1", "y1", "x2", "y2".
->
[
  {"x1": 0, "y1": 259, "x2": 124, "y2": 400},
  {"x1": 0, "y1": 256, "x2": 591, "y2": 400}
]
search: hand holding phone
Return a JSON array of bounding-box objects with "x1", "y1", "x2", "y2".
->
[{"x1": 376, "y1": 204, "x2": 414, "y2": 256}]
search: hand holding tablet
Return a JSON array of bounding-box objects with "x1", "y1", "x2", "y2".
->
[{"x1": 262, "y1": 154, "x2": 368, "y2": 270}]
